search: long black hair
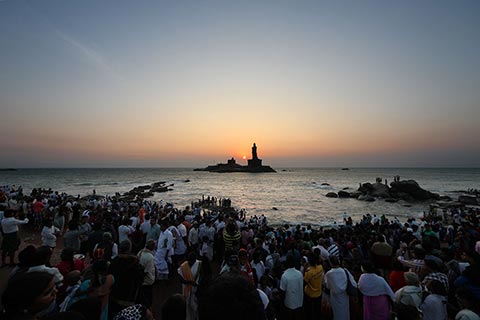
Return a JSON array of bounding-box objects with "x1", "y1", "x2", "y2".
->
[{"x1": 2, "y1": 272, "x2": 54, "y2": 319}]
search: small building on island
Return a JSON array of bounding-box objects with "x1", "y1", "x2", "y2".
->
[{"x1": 194, "y1": 143, "x2": 276, "y2": 173}]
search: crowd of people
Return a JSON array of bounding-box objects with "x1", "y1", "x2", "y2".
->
[{"x1": 1, "y1": 184, "x2": 480, "y2": 320}]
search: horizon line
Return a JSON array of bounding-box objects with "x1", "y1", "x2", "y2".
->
[{"x1": 3, "y1": 166, "x2": 480, "y2": 170}]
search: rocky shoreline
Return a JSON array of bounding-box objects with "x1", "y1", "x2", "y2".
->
[{"x1": 325, "y1": 177, "x2": 479, "y2": 209}]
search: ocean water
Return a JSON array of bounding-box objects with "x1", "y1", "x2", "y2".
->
[{"x1": 1, "y1": 168, "x2": 479, "y2": 226}]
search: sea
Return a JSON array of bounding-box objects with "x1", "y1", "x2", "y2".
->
[{"x1": 1, "y1": 168, "x2": 479, "y2": 226}]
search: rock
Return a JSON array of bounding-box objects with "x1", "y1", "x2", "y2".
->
[
  {"x1": 342, "y1": 187, "x2": 350, "y2": 190},
  {"x1": 338, "y1": 190, "x2": 351, "y2": 198},
  {"x1": 349, "y1": 191, "x2": 362, "y2": 199},
  {"x1": 321, "y1": 183, "x2": 330, "y2": 186},
  {"x1": 358, "y1": 195, "x2": 375, "y2": 202},
  {"x1": 152, "y1": 181, "x2": 166, "y2": 188},
  {"x1": 390, "y1": 180, "x2": 440, "y2": 201},
  {"x1": 272, "y1": 207, "x2": 278, "y2": 210},
  {"x1": 370, "y1": 183, "x2": 390, "y2": 198},
  {"x1": 325, "y1": 192, "x2": 338, "y2": 198},
  {"x1": 358, "y1": 183, "x2": 374, "y2": 194},
  {"x1": 458, "y1": 195, "x2": 478, "y2": 205},
  {"x1": 151, "y1": 186, "x2": 169, "y2": 193}
]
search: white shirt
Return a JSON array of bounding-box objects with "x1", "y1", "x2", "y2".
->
[
  {"x1": 325, "y1": 267, "x2": 357, "y2": 294},
  {"x1": 28, "y1": 265, "x2": 64, "y2": 284},
  {"x1": 456, "y1": 309, "x2": 480, "y2": 320},
  {"x1": 257, "y1": 288, "x2": 270, "y2": 310},
  {"x1": 420, "y1": 294, "x2": 448, "y2": 320},
  {"x1": 118, "y1": 225, "x2": 135, "y2": 243},
  {"x1": 280, "y1": 267, "x2": 304, "y2": 309},
  {"x1": 140, "y1": 221, "x2": 151, "y2": 234},
  {"x1": 175, "y1": 224, "x2": 187, "y2": 255},
  {"x1": 251, "y1": 260, "x2": 266, "y2": 280},
  {"x1": 41, "y1": 226, "x2": 58, "y2": 247},
  {"x1": 177, "y1": 223, "x2": 187, "y2": 238},
  {"x1": 138, "y1": 248, "x2": 155, "y2": 285},
  {"x1": 188, "y1": 227, "x2": 199, "y2": 246},
  {"x1": 312, "y1": 245, "x2": 330, "y2": 261},
  {"x1": 1, "y1": 217, "x2": 29, "y2": 234},
  {"x1": 130, "y1": 216, "x2": 140, "y2": 228}
]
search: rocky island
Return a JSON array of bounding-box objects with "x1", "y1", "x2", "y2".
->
[
  {"x1": 325, "y1": 177, "x2": 441, "y2": 202},
  {"x1": 194, "y1": 143, "x2": 276, "y2": 173}
]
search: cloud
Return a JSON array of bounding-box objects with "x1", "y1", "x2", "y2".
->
[{"x1": 54, "y1": 29, "x2": 126, "y2": 85}]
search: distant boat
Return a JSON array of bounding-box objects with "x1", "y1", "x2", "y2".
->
[
  {"x1": 341, "y1": 168, "x2": 350, "y2": 171},
  {"x1": 0, "y1": 168, "x2": 17, "y2": 171}
]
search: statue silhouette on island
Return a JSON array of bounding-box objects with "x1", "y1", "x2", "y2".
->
[
  {"x1": 252, "y1": 143, "x2": 258, "y2": 159},
  {"x1": 194, "y1": 143, "x2": 276, "y2": 173}
]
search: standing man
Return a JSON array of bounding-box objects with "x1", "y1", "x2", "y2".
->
[
  {"x1": 188, "y1": 221, "x2": 200, "y2": 252},
  {"x1": 280, "y1": 255, "x2": 304, "y2": 320},
  {"x1": 175, "y1": 217, "x2": 188, "y2": 262},
  {"x1": 371, "y1": 234, "x2": 393, "y2": 279},
  {"x1": 1, "y1": 209, "x2": 29, "y2": 267},
  {"x1": 155, "y1": 220, "x2": 173, "y2": 281},
  {"x1": 118, "y1": 217, "x2": 135, "y2": 243},
  {"x1": 41, "y1": 218, "x2": 59, "y2": 249},
  {"x1": 304, "y1": 254, "x2": 323, "y2": 320},
  {"x1": 178, "y1": 252, "x2": 202, "y2": 320},
  {"x1": 146, "y1": 216, "x2": 161, "y2": 243},
  {"x1": 138, "y1": 239, "x2": 156, "y2": 307},
  {"x1": 78, "y1": 213, "x2": 92, "y2": 255},
  {"x1": 325, "y1": 256, "x2": 357, "y2": 320}
]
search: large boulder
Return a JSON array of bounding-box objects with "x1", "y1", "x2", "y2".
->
[
  {"x1": 357, "y1": 181, "x2": 390, "y2": 197},
  {"x1": 325, "y1": 192, "x2": 338, "y2": 198},
  {"x1": 370, "y1": 182, "x2": 391, "y2": 198},
  {"x1": 349, "y1": 191, "x2": 362, "y2": 199},
  {"x1": 358, "y1": 183, "x2": 374, "y2": 194},
  {"x1": 338, "y1": 190, "x2": 351, "y2": 198},
  {"x1": 390, "y1": 180, "x2": 439, "y2": 201}
]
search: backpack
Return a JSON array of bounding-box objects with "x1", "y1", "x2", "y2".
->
[{"x1": 344, "y1": 268, "x2": 358, "y2": 297}]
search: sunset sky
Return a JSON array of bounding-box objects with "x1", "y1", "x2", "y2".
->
[{"x1": 1, "y1": 1, "x2": 479, "y2": 167}]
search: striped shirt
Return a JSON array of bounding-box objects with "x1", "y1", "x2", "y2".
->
[
  {"x1": 327, "y1": 244, "x2": 340, "y2": 257},
  {"x1": 398, "y1": 257, "x2": 424, "y2": 275},
  {"x1": 223, "y1": 230, "x2": 241, "y2": 251}
]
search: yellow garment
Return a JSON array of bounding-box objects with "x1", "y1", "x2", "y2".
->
[{"x1": 304, "y1": 265, "x2": 324, "y2": 298}]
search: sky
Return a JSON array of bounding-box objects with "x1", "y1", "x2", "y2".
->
[{"x1": 1, "y1": 1, "x2": 479, "y2": 168}]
